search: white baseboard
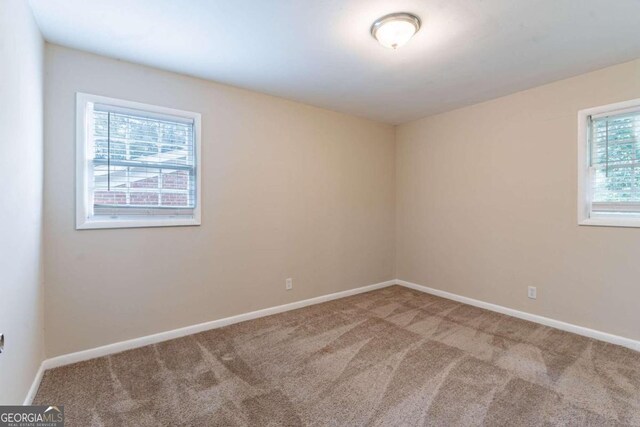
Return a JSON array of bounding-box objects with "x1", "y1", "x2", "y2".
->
[
  {"x1": 396, "y1": 279, "x2": 640, "y2": 352},
  {"x1": 23, "y1": 362, "x2": 45, "y2": 405},
  {"x1": 25, "y1": 277, "x2": 640, "y2": 404},
  {"x1": 25, "y1": 279, "x2": 396, "y2": 403}
]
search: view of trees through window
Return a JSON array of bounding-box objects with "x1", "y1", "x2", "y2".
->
[
  {"x1": 591, "y1": 113, "x2": 640, "y2": 203},
  {"x1": 91, "y1": 109, "x2": 195, "y2": 209}
]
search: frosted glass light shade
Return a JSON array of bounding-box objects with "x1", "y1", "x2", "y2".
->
[{"x1": 371, "y1": 13, "x2": 421, "y2": 49}]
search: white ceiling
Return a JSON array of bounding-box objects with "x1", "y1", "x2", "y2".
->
[{"x1": 28, "y1": 0, "x2": 640, "y2": 124}]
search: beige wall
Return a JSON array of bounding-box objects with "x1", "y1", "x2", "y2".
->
[
  {"x1": 44, "y1": 45, "x2": 395, "y2": 357},
  {"x1": 396, "y1": 59, "x2": 640, "y2": 341},
  {"x1": 0, "y1": 0, "x2": 45, "y2": 404},
  {"x1": 42, "y1": 42, "x2": 640, "y2": 359}
]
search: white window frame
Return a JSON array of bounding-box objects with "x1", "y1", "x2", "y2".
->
[
  {"x1": 76, "y1": 93, "x2": 202, "y2": 230},
  {"x1": 578, "y1": 98, "x2": 640, "y2": 228}
]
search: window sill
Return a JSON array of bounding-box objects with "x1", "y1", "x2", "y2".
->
[
  {"x1": 76, "y1": 217, "x2": 201, "y2": 230},
  {"x1": 579, "y1": 217, "x2": 640, "y2": 228}
]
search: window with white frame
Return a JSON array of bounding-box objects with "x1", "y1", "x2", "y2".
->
[
  {"x1": 578, "y1": 98, "x2": 640, "y2": 227},
  {"x1": 76, "y1": 93, "x2": 201, "y2": 229}
]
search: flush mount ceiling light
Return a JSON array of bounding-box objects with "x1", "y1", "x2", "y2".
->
[{"x1": 371, "y1": 12, "x2": 421, "y2": 49}]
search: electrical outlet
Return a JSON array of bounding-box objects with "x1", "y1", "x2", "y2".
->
[
  {"x1": 286, "y1": 278, "x2": 293, "y2": 290},
  {"x1": 0, "y1": 333, "x2": 4, "y2": 354},
  {"x1": 528, "y1": 286, "x2": 537, "y2": 300}
]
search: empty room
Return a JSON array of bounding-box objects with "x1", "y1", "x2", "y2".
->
[{"x1": 2, "y1": 0, "x2": 640, "y2": 425}]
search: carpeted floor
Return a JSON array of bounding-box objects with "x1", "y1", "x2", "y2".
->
[{"x1": 35, "y1": 285, "x2": 640, "y2": 426}]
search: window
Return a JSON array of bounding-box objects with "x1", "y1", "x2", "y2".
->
[
  {"x1": 76, "y1": 93, "x2": 201, "y2": 229},
  {"x1": 578, "y1": 98, "x2": 640, "y2": 227}
]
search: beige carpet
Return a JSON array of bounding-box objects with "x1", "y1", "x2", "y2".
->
[{"x1": 35, "y1": 285, "x2": 640, "y2": 426}]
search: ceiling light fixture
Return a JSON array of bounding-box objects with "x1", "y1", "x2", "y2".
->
[{"x1": 371, "y1": 12, "x2": 421, "y2": 49}]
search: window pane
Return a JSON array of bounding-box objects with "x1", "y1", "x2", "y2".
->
[
  {"x1": 91, "y1": 106, "x2": 195, "y2": 211},
  {"x1": 591, "y1": 114, "x2": 640, "y2": 203},
  {"x1": 162, "y1": 171, "x2": 189, "y2": 190},
  {"x1": 94, "y1": 191, "x2": 126, "y2": 205}
]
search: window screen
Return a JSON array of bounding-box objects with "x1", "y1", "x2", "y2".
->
[
  {"x1": 89, "y1": 103, "x2": 197, "y2": 218},
  {"x1": 589, "y1": 108, "x2": 640, "y2": 214}
]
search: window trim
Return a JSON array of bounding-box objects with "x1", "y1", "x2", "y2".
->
[
  {"x1": 578, "y1": 98, "x2": 640, "y2": 228},
  {"x1": 76, "y1": 92, "x2": 202, "y2": 230}
]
